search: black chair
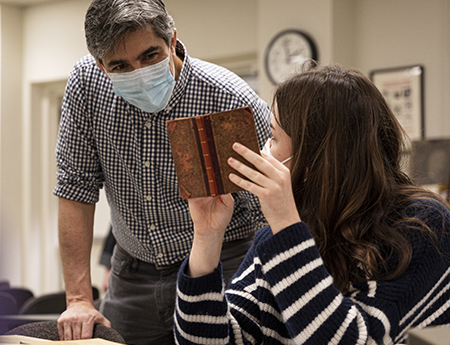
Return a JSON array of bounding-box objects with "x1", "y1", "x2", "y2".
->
[
  {"x1": 19, "y1": 287, "x2": 100, "y2": 315},
  {"x1": 5, "y1": 321, "x2": 125, "y2": 343},
  {"x1": 19, "y1": 291, "x2": 66, "y2": 315},
  {"x1": 0, "y1": 292, "x2": 18, "y2": 315},
  {"x1": 2, "y1": 288, "x2": 34, "y2": 311},
  {"x1": 0, "y1": 281, "x2": 10, "y2": 290}
]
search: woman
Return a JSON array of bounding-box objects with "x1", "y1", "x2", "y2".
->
[{"x1": 174, "y1": 62, "x2": 450, "y2": 344}]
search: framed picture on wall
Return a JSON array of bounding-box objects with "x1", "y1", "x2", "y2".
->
[{"x1": 370, "y1": 65, "x2": 424, "y2": 141}]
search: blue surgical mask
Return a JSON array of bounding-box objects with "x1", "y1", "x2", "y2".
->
[{"x1": 107, "y1": 57, "x2": 175, "y2": 113}]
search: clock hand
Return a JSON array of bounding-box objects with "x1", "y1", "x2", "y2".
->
[{"x1": 282, "y1": 39, "x2": 291, "y2": 63}]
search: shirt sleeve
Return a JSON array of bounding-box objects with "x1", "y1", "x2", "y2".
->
[{"x1": 53, "y1": 62, "x2": 104, "y2": 203}]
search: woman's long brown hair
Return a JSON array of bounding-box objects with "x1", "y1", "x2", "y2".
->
[{"x1": 275, "y1": 61, "x2": 448, "y2": 294}]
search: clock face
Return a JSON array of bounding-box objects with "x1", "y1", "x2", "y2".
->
[{"x1": 265, "y1": 30, "x2": 317, "y2": 85}]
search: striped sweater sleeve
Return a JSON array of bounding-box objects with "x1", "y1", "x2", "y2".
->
[
  {"x1": 175, "y1": 200, "x2": 450, "y2": 344},
  {"x1": 253, "y1": 216, "x2": 450, "y2": 344},
  {"x1": 175, "y1": 260, "x2": 230, "y2": 344},
  {"x1": 254, "y1": 222, "x2": 371, "y2": 344}
]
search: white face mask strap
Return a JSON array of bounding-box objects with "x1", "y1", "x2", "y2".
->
[
  {"x1": 281, "y1": 156, "x2": 292, "y2": 164},
  {"x1": 101, "y1": 64, "x2": 111, "y2": 78}
]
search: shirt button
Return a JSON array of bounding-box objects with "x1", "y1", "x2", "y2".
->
[
  {"x1": 145, "y1": 121, "x2": 152, "y2": 129},
  {"x1": 144, "y1": 161, "x2": 150, "y2": 167},
  {"x1": 157, "y1": 253, "x2": 163, "y2": 258},
  {"x1": 146, "y1": 195, "x2": 152, "y2": 201},
  {"x1": 150, "y1": 224, "x2": 156, "y2": 230}
]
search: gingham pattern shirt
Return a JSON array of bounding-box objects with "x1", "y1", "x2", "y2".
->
[{"x1": 54, "y1": 41, "x2": 271, "y2": 266}]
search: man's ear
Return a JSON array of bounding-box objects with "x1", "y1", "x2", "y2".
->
[
  {"x1": 96, "y1": 61, "x2": 110, "y2": 79},
  {"x1": 170, "y1": 28, "x2": 177, "y2": 53}
]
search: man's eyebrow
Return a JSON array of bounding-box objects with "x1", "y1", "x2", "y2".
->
[
  {"x1": 138, "y1": 46, "x2": 161, "y2": 59},
  {"x1": 106, "y1": 58, "x2": 127, "y2": 69},
  {"x1": 106, "y1": 46, "x2": 161, "y2": 68}
]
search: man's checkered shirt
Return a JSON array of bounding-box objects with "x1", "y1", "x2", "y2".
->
[{"x1": 54, "y1": 41, "x2": 272, "y2": 266}]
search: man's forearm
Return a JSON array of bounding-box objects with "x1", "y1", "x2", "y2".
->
[{"x1": 58, "y1": 197, "x2": 96, "y2": 306}]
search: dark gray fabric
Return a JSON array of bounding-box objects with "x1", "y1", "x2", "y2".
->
[
  {"x1": 101, "y1": 237, "x2": 253, "y2": 345},
  {"x1": 5, "y1": 321, "x2": 125, "y2": 343}
]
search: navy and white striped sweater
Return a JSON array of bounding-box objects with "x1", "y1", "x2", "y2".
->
[{"x1": 175, "y1": 199, "x2": 450, "y2": 344}]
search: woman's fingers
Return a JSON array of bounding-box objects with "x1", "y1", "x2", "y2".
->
[
  {"x1": 228, "y1": 142, "x2": 301, "y2": 234},
  {"x1": 228, "y1": 157, "x2": 267, "y2": 187},
  {"x1": 228, "y1": 142, "x2": 287, "y2": 198},
  {"x1": 230, "y1": 143, "x2": 281, "y2": 182},
  {"x1": 238, "y1": 142, "x2": 288, "y2": 170},
  {"x1": 228, "y1": 170, "x2": 266, "y2": 197}
]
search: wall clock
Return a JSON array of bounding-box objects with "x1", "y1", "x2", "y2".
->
[{"x1": 264, "y1": 29, "x2": 318, "y2": 85}]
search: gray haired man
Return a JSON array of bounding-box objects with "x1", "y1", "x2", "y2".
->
[{"x1": 54, "y1": 0, "x2": 271, "y2": 344}]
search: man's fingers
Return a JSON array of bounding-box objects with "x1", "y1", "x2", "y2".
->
[
  {"x1": 57, "y1": 303, "x2": 106, "y2": 341},
  {"x1": 72, "y1": 321, "x2": 83, "y2": 340},
  {"x1": 81, "y1": 320, "x2": 95, "y2": 340},
  {"x1": 102, "y1": 317, "x2": 111, "y2": 328},
  {"x1": 59, "y1": 321, "x2": 74, "y2": 341},
  {"x1": 57, "y1": 321, "x2": 64, "y2": 340}
]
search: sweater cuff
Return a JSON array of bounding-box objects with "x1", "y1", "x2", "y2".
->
[{"x1": 177, "y1": 256, "x2": 224, "y2": 295}]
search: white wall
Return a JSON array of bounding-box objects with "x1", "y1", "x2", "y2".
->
[
  {"x1": 23, "y1": 0, "x2": 90, "y2": 83},
  {"x1": 353, "y1": 0, "x2": 450, "y2": 139},
  {"x1": 0, "y1": 4, "x2": 24, "y2": 287},
  {"x1": 0, "y1": 0, "x2": 449, "y2": 296},
  {"x1": 165, "y1": 0, "x2": 258, "y2": 61},
  {"x1": 256, "y1": 0, "x2": 450, "y2": 140}
]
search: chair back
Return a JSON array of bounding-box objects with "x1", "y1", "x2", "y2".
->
[
  {"x1": 19, "y1": 292, "x2": 66, "y2": 315},
  {"x1": 1, "y1": 288, "x2": 34, "y2": 311},
  {"x1": 0, "y1": 281, "x2": 10, "y2": 290},
  {"x1": 19, "y1": 287, "x2": 99, "y2": 315},
  {"x1": 0, "y1": 292, "x2": 18, "y2": 315},
  {"x1": 5, "y1": 321, "x2": 125, "y2": 343}
]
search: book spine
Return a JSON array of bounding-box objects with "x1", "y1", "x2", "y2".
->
[
  {"x1": 191, "y1": 118, "x2": 210, "y2": 196},
  {"x1": 192, "y1": 115, "x2": 223, "y2": 197},
  {"x1": 203, "y1": 115, "x2": 224, "y2": 195}
]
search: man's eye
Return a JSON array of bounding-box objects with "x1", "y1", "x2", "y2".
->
[
  {"x1": 144, "y1": 54, "x2": 157, "y2": 61},
  {"x1": 112, "y1": 64, "x2": 127, "y2": 72}
]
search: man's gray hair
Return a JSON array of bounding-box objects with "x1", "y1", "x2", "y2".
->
[{"x1": 85, "y1": 0, "x2": 175, "y2": 62}]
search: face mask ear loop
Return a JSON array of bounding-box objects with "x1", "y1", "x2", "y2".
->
[
  {"x1": 281, "y1": 156, "x2": 293, "y2": 164},
  {"x1": 101, "y1": 63, "x2": 111, "y2": 79}
]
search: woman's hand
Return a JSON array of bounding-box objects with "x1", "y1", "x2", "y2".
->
[
  {"x1": 188, "y1": 195, "x2": 234, "y2": 237},
  {"x1": 187, "y1": 195, "x2": 234, "y2": 277},
  {"x1": 228, "y1": 143, "x2": 301, "y2": 234}
]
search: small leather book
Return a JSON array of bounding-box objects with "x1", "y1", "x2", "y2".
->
[{"x1": 166, "y1": 106, "x2": 260, "y2": 199}]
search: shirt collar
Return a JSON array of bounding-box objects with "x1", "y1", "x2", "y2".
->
[{"x1": 162, "y1": 40, "x2": 191, "y2": 114}]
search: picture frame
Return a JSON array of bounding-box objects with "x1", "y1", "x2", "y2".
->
[
  {"x1": 409, "y1": 139, "x2": 450, "y2": 201},
  {"x1": 370, "y1": 65, "x2": 424, "y2": 141}
]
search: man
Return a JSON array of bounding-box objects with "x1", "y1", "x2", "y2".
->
[{"x1": 54, "y1": 0, "x2": 271, "y2": 344}]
